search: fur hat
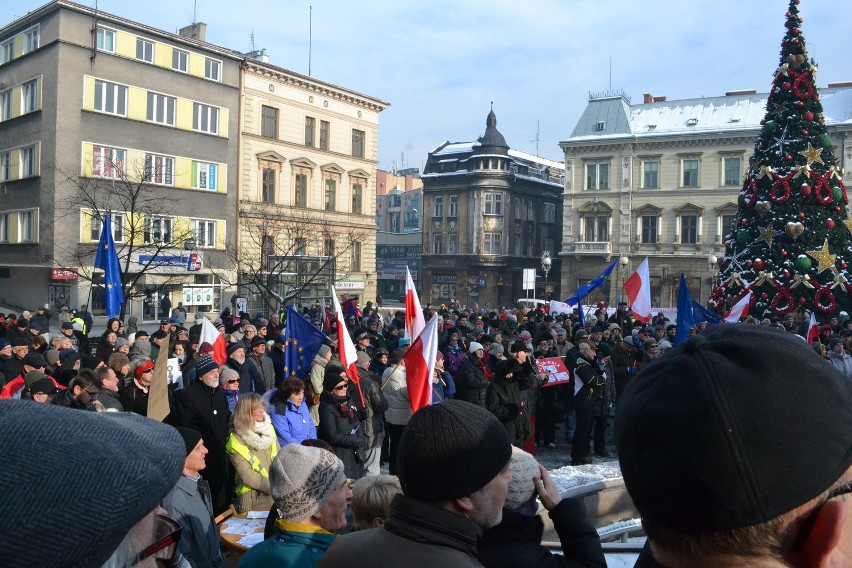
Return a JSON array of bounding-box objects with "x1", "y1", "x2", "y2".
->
[{"x1": 270, "y1": 443, "x2": 346, "y2": 522}]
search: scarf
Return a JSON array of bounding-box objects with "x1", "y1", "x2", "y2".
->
[
  {"x1": 238, "y1": 414, "x2": 275, "y2": 451},
  {"x1": 477, "y1": 357, "x2": 494, "y2": 380}
]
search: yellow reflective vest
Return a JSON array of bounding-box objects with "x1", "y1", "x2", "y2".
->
[{"x1": 226, "y1": 433, "x2": 280, "y2": 496}]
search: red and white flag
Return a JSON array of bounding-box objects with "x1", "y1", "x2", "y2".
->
[
  {"x1": 624, "y1": 258, "x2": 651, "y2": 323},
  {"x1": 724, "y1": 291, "x2": 752, "y2": 323},
  {"x1": 405, "y1": 266, "x2": 426, "y2": 341},
  {"x1": 198, "y1": 317, "x2": 227, "y2": 364},
  {"x1": 403, "y1": 315, "x2": 439, "y2": 413},
  {"x1": 805, "y1": 311, "x2": 819, "y2": 343},
  {"x1": 331, "y1": 287, "x2": 361, "y2": 395}
]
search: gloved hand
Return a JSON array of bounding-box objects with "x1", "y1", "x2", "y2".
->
[
  {"x1": 632, "y1": 336, "x2": 643, "y2": 349},
  {"x1": 626, "y1": 366, "x2": 637, "y2": 375},
  {"x1": 505, "y1": 403, "x2": 520, "y2": 420}
]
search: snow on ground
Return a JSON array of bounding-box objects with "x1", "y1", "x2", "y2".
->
[{"x1": 547, "y1": 459, "x2": 623, "y2": 494}]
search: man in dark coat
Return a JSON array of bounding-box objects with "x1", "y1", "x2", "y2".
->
[
  {"x1": 175, "y1": 354, "x2": 231, "y2": 515},
  {"x1": 570, "y1": 343, "x2": 605, "y2": 466}
]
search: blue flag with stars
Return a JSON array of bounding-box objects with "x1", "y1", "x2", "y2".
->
[
  {"x1": 284, "y1": 305, "x2": 328, "y2": 379},
  {"x1": 94, "y1": 215, "x2": 124, "y2": 318}
]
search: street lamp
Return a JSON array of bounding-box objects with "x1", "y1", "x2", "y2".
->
[
  {"x1": 541, "y1": 251, "x2": 551, "y2": 300},
  {"x1": 708, "y1": 254, "x2": 718, "y2": 295},
  {"x1": 618, "y1": 256, "x2": 629, "y2": 303}
]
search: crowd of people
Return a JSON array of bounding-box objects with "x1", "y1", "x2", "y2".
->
[{"x1": 0, "y1": 297, "x2": 849, "y2": 567}]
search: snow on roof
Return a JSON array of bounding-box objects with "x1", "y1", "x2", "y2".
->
[
  {"x1": 509, "y1": 148, "x2": 564, "y2": 170},
  {"x1": 820, "y1": 88, "x2": 852, "y2": 124},
  {"x1": 431, "y1": 141, "x2": 477, "y2": 156}
]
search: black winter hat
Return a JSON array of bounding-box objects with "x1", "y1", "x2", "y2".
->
[
  {"x1": 323, "y1": 366, "x2": 347, "y2": 392},
  {"x1": 398, "y1": 399, "x2": 511, "y2": 502},
  {"x1": 175, "y1": 427, "x2": 203, "y2": 456},
  {"x1": 616, "y1": 324, "x2": 852, "y2": 533}
]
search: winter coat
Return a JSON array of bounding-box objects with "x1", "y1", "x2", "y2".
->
[
  {"x1": 356, "y1": 369, "x2": 388, "y2": 448},
  {"x1": 263, "y1": 388, "x2": 317, "y2": 446},
  {"x1": 572, "y1": 355, "x2": 605, "y2": 410},
  {"x1": 161, "y1": 475, "x2": 229, "y2": 568},
  {"x1": 317, "y1": 494, "x2": 485, "y2": 568},
  {"x1": 827, "y1": 350, "x2": 852, "y2": 380},
  {"x1": 308, "y1": 354, "x2": 330, "y2": 425},
  {"x1": 317, "y1": 390, "x2": 365, "y2": 479},
  {"x1": 609, "y1": 341, "x2": 636, "y2": 398},
  {"x1": 486, "y1": 360, "x2": 533, "y2": 447},
  {"x1": 245, "y1": 352, "x2": 276, "y2": 393},
  {"x1": 456, "y1": 355, "x2": 490, "y2": 407},
  {"x1": 381, "y1": 364, "x2": 410, "y2": 425},
  {"x1": 592, "y1": 357, "x2": 616, "y2": 418},
  {"x1": 226, "y1": 418, "x2": 279, "y2": 514},
  {"x1": 237, "y1": 518, "x2": 336, "y2": 568},
  {"x1": 97, "y1": 388, "x2": 124, "y2": 411},
  {"x1": 478, "y1": 498, "x2": 606, "y2": 568}
]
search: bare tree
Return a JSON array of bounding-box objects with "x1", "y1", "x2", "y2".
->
[
  {"x1": 53, "y1": 156, "x2": 197, "y2": 320},
  {"x1": 225, "y1": 202, "x2": 369, "y2": 315}
]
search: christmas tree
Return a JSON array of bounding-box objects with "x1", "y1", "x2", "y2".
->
[{"x1": 709, "y1": 0, "x2": 849, "y2": 321}]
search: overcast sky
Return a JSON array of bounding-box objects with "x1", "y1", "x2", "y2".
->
[{"x1": 3, "y1": 0, "x2": 847, "y2": 172}]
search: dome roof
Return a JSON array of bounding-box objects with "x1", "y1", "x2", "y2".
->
[{"x1": 476, "y1": 109, "x2": 509, "y2": 154}]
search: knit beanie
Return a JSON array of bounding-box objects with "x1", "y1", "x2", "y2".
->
[
  {"x1": 270, "y1": 443, "x2": 346, "y2": 522},
  {"x1": 175, "y1": 427, "x2": 203, "y2": 456},
  {"x1": 317, "y1": 344, "x2": 332, "y2": 358},
  {"x1": 398, "y1": 399, "x2": 511, "y2": 502},
  {"x1": 45, "y1": 349, "x2": 60, "y2": 366},
  {"x1": 195, "y1": 354, "x2": 219, "y2": 378},
  {"x1": 134, "y1": 360, "x2": 154, "y2": 380},
  {"x1": 504, "y1": 446, "x2": 541, "y2": 512},
  {"x1": 356, "y1": 351, "x2": 371, "y2": 370},
  {"x1": 323, "y1": 367, "x2": 346, "y2": 392},
  {"x1": 198, "y1": 341, "x2": 214, "y2": 354},
  {"x1": 0, "y1": 400, "x2": 183, "y2": 567},
  {"x1": 227, "y1": 342, "x2": 245, "y2": 356},
  {"x1": 219, "y1": 367, "x2": 239, "y2": 386}
]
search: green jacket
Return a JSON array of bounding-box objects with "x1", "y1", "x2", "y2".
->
[{"x1": 236, "y1": 519, "x2": 336, "y2": 568}]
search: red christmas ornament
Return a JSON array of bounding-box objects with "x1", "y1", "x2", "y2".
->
[
  {"x1": 782, "y1": 82, "x2": 792, "y2": 91},
  {"x1": 781, "y1": 250, "x2": 788, "y2": 257},
  {"x1": 747, "y1": 261, "x2": 754, "y2": 268},
  {"x1": 800, "y1": 183, "x2": 812, "y2": 196},
  {"x1": 786, "y1": 154, "x2": 794, "y2": 161},
  {"x1": 783, "y1": 269, "x2": 791, "y2": 278},
  {"x1": 794, "y1": 0, "x2": 800, "y2": 5},
  {"x1": 826, "y1": 219, "x2": 836, "y2": 230},
  {"x1": 761, "y1": 293, "x2": 769, "y2": 300},
  {"x1": 798, "y1": 212, "x2": 806, "y2": 218},
  {"x1": 799, "y1": 297, "x2": 807, "y2": 305},
  {"x1": 792, "y1": 38, "x2": 799, "y2": 44},
  {"x1": 792, "y1": 28, "x2": 799, "y2": 35},
  {"x1": 785, "y1": 11, "x2": 791, "y2": 16},
  {"x1": 754, "y1": 259, "x2": 765, "y2": 270},
  {"x1": 837, "y1": 206, "x2": 843, "y2": 212},
  {"x1": 760, "y1": 119, "x2": 766, "y2": 125},
  {"x1": 740, "y1": 219, "x2": 748, "y2": 226},
  {"x1": 843, "y1": 263, "x2": 849, "y2": 270},
  {"x1": 802, "y1": 129, "x2": 809, "y2": 135},
  {"x1": 804, "y1": 111, "x2": 814, "y2": 121},
  {"x1": 796, "y1": 101, "x2": 804, "y2": 107}
]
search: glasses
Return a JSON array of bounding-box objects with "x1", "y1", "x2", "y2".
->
[
  {"x1": 332, "y1": 384, "x2": 347, "y2": 391},
  {"x1": 85, "y1": 389, "x2": 99, "y2": 397},
  {"x1": 143, "y1": 368, "x2": 154, "y2": 373},
  {"x1": 131, "y1": 514, "x2": 181, "y2": 566},
  {"x1": 227, "y1": 379, "x2": 240, "y2": 384}
]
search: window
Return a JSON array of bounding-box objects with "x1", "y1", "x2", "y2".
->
[
  {"x1": 352, "y1": 129, "x2": 365, "y2": 158},
  {"x1": 433, "y1": 196, "x2": 443, "y2": 217},
  {"x1": 433, "y1": 233, "x2": 443, "y2": 254},
  {"x1": 448, "y1": 233, "x2": 458, "y2": 255},
  {"x1": 527, "y1": 200, "x2": 534, "y2": 220},
  {"x1": 144, "y1": 216, "x2": 173, "y2": 244},
  {"x1": 388, "y1": 194, "x2": 401, "y2": 208},
  {"x1": 304, "y1": 116, "x2": 315, "y2": 147},
  {"x1": 194, "y1": 220, "x2": 216, "y2": 248},
  {"x1": 643, "y1": 160, "x2": 659, "y2": 188},
  {"x1": 641, "y1": 215, "x2": 658, "y2": 244},
  {"x1": 0, "y1": 152, "x2": 9, "y2": 181},
  {"x1": 90, "y1": 213, "x2": 124, "y2": 243},
  {"x1": 319, "y1": 121, "x2": 330, "y2": 150},
  {"x1": 514, "y1": 199, "x2": 521, "y2": 220},
  {"x1": 204, "y1": 58, "x2": 221, "y2": 81},
  {"x1": 389, "y1": 212, "x2": 400, "y2": 233},
  {"x1": 682, "y1": 158, "x2": 700, "y2": 187},
  {"x1": 193, "y1": 162, "x2": 217, "y2": 191},
  {"x1": 724, "y1": 157, "x2": 741, "y2": 186},
  {"x1": 352, "y1": 183, "x2": 363, "y2": 214},
  {"x1": 294, "y1": 238, "x2": 306, "y2": 255},
  {"x1": 484, "y1": 192, "x2": 502, "y2": 215},
  {"x1": 323, "y1": 239, "x2": 335, "y2": 257},
  {"x1": 96, "y1": 27, "x2": 115, "y2": 52},
  {"x1": 0, "y1": 90, "x2": 10, "y2": 121},
  {"x1": 324, "y1": 179, "x2": 336, "y2": 211},
  {"x1": 23, "y1": 27, "x2": 39, "y2": 54},
  {"x1": 22, "y1": 80, "x2": 37, "y2": 114},
  {"x1": 172, "y1": 49, "x2": 188, "y2": 72},
  {"x1": 144, "y1": 154, "x2": 174, "y2": 186},
  {"x1": 680, "y1": 215, "x2": 698, "y2": 244},
  {"x1": 20, "y1": 146, "x2": 35, "y2": 177},
  {"x1": 261, "y1": 106, "x2": 278, "y2": 139},
  {"x1": 262, "y1": 168, "x2": 276, "y2": 203},
  {"x1": 586, "y1": 162, "x2": 610, "y2": 190},
  {"x1": 1, "y1": 40, "x2": 13, "y2": 63},
  {"x1": 448, "y1": 195, "x2": 458, "y2": 218},
  {"x1": 350, "y1": 241, "x2": 362, "y2": 271},
  {"x1": 721, "y1": 214, "x2": 737, "y2": 241},
  {"x1": 136, "y1": 38, "x2": 154, "y2": 63},
  {"x1": 584, "y1": 215, "x2": 609, "y2": 242},
  {"x1": 94, "y1": 80, "x2": 127, "y2": 116},
  {"x1": 294, "y1": 174, "x2": 307, "y2": 207},
  {"x1": 544, "y1": 203, "x2": 556, "y2": 223},
  {"x1": 93, "y1": 146, "x2": 126, "y2": 179},
  {"x1": 19, "y1": 211, "x2": 34, "y2": 242},
  {"x1": 0, "y1": 213, "x2": 8, "y2": 242},
  {"x1": 192, "y1": 103, "x2": 219, "y2": 134},
  {"x1": 146, "y1": 92, "x2": 176, "y2": 126},
  {"x1": 483, "y1": 232, "x2": 502, "y2": 255}
]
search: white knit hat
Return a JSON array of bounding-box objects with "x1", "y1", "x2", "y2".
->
[
  {"x1": 504, "y1": 446, "x2": 540, "y2": 511},
  {"x1": 270, "y1": 443, "x2": 346, "y2": 522}
]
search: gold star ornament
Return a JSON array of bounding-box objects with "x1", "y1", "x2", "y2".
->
[
  {"x1": 798, "y1": 143, "x2": 824, "y2": 168},
  {"x1": 806, "y1": 239, "x2": 837, "y2": 274},
  {"x1": 758, "y1": 224, "x2": 774, "y2": 246}
]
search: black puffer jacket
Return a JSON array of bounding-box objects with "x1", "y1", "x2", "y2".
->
[
  {"x1": 455, "y1": 355, "x2": 489, "y2": 407},
  {"x1": 317, "y1": 390, "x2": 365, "y2": 479},
  {"x1": 478, "y1": 498, "x2": 606, "y2": 568}
]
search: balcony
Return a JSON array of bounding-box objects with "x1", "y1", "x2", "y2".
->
[{"x1": 571, "y1": 241, "x2": 612, "y2": 257}]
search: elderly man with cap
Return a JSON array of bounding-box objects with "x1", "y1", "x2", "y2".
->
[
  {"x1": 162, "y1": 427, "x2": 229, "y2": 568},
  {"x1": 827, "y1": 337, "x2": 852, "y2": 380},
  {"x1": 618, "y1": 325, "x2": 852, "y2": 568},
  {"x1": 237, "y1": 443, "x2": 351, "y2": 567},
  {"x1": 455, "y1": 341, "x2": 491, "y2": 407},
  {"x1": 268, "y1": 333, "x2": 288, "y2": 384},
  {"x1": 0, "y1": 400, "x2": 185, "y2": 567},
  {"x1": 245, "y1": 336, "x2": 275, "y2": 394},
  {"x1": 27, "y1": 371, "x2": 60, "y2": 403},
  {"x1": 222, "y1": 342, "x2": 251, "y2": 392},
  {"x1": 175, "y1": 353, "x2": 232, "y2": 515},
  {"x1": 0, "y1": 351, "x2": 48, "y2": 399},
  {"x1": 570, "y1": 343, "x2": 605, "y2": 466},
  {"x1": 2, "y1": 337, "x2": 30, "y2": 386},
  {"x1": 318, "y1": 399, "x2": 514, "y2": 568}
]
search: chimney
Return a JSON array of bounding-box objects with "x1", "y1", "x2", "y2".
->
[
  {"x1": 178, "y1": 22, "x2": 207, "y2": 42},
  {"x1": 643, "y1": 93, "x2": 653, "y2": 104}
]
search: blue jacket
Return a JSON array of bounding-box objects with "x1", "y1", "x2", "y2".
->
[
  {"x1": 236, "y1": 519, "x2": 336, "y2": 568},
  {"x1": 264, "y1": 389, "x2": 317, "y2": 446}
]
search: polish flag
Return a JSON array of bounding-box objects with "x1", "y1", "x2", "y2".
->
[
  {"x1": 805, "y1": 311, "x2": 819, "y2": 344},
  {"x1": 405, "y1": 266, "x2": 426, "y2": 341},
  {"x1": 198, "y1": 317, "x2": 227, "y2": 364},
  {"x1": 403, "y1": 315, "x2": 439, "y2": 413},
  {"x1": 331, "y1": 286, "x2": 363, "y2": 404},
  {"x1": 624, "y1": 258, "x2": 652, "y2": 323},
  {"x1": 724, "y1": 291, "x2": 752, "y2": 323}
]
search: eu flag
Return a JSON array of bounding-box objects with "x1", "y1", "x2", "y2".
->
[
  {"x1": 284, "y1": 306, "x2": 328, "y2": 379},
  {"x1": 565, "y1": 258, "x2": 619, "y2": 306},
  {"x1": 94, "y1": 215, "x2": 124, "y2": 318},
  {"x1": 675, "y1": 273, "x2": 694, "y2": 345}
]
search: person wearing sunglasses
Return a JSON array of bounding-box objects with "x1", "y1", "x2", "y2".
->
[
  {"x1": 317, "y1": 366, "x2": 366, "y2": 480},
  {"x1": 618, "y1": 325, "x2": 852, "y2": 568},
  {"x1": 52, "y1": 367, "x2": 103, "y2": 411}
]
